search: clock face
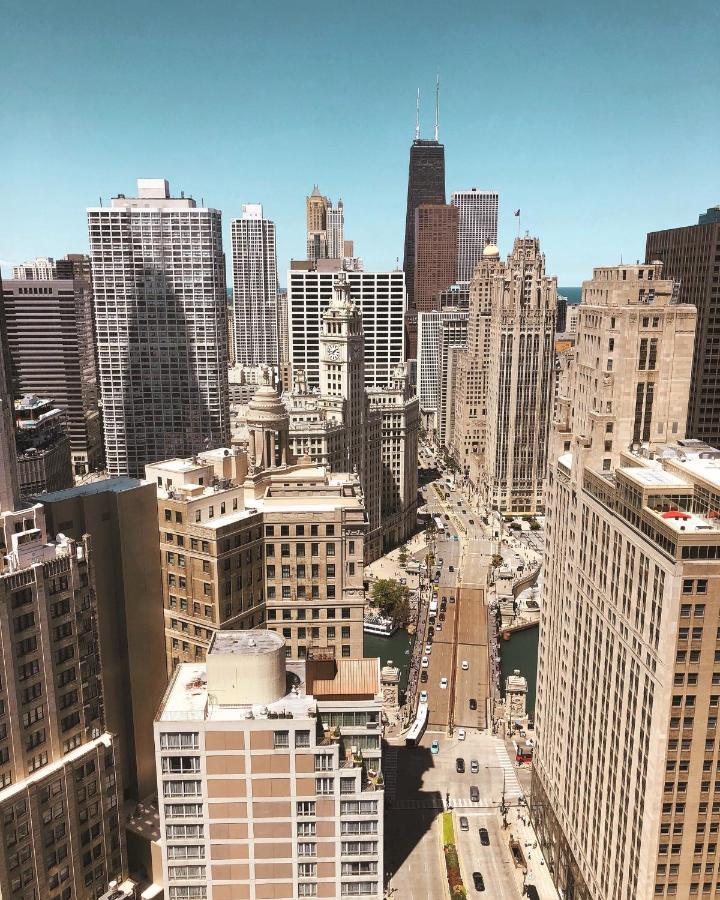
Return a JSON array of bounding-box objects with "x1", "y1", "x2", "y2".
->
[{"x1": 327, "y1": 345, "x2": 340, "y2": 361}]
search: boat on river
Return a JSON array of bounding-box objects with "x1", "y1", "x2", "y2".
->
[{"x1": 363, "y1": 615, "x2": 399, "y2": 637}]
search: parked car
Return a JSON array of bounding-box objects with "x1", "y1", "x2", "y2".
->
[
  {"x1": 461, "y1": 660, "x2": 469, "y2": 670},
  {"x1": 469, "y1": 698, "x2": 477, "y2": 710},
  {"x1": 436, "y1": 622, "x2": 443, "y2": 632},
  {"x1": 420, "y1": 670, "x2": 428, "y2": 683},
  {"x1": 450, "y1": 594, "x2": 456, "y2": 602},
  {"x1": 449, "y1": 565, "x2": 455, "y2": 572},
  {"x1": 455, "y1": 758, "x2": 465, "y2": 774},
  {"x1": 421, "y1": 656, "x2": 429, "y2": 668},
  {"x1": 458, "y1": 728, "x2": 466, "y2": 741},
  {"x1": 472, "y1": 871, "x2": 485, "y2": 891},
  {"x1": 431, "y1": 740, "x2": 439, "y2": 754},
  {"x1": 470, "y1": 785, "x2": 479, "y2": 802},
  {"x1": 470, "y1": 759, "x2": 479, "y2": 774},
  {"x1": 469, "y1": 519, "x2": 474, "y2": 525},
  {"x1": 419, "y1": 690, "x2": 428, "y2": 703},
  {"x1": 424, "y1": 644, "x2": 432, "y2": 655},
  {"x1": 440, "y1": 677, "x2": 448, "y2": 689},
  {"x1": 479, "y1": 827, "x2": 490, "y2": 846},
  {"x1": 459, "y1": 816, "x2": 469, "y2": 831}
]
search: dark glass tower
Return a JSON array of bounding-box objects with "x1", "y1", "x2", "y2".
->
[{"x1": 403, "y1": 139, "x2": 445, "y2": 357}]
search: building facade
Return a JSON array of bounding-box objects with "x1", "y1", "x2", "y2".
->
[
  {"x1": 11, "y1": 256, "x2": 56, "y2": 280},
  {"x1": 532, "y1": 263, "x2": 704, "y2": 899},
  {"x1": 451, "y1": 189, "x2": 499, "y2": 284},
  {"x1": 417, "y1": 308, "x2": 468, "y2": 437},
  {"x1": 231, "y1": 204, "x2": 279, "y2": 367},
  {"x1": 2, "y1": 278, "x2": 104, "y2": 476},
  {"x1": 15, "y1": 395, "x2": 73, "y2": 495},
  {"x1": 287, "y1": 264, "x2": 405, "y2": 390},
  {"x1": 646, "y1": 209, "x2": 720, "y2": 448},
  {"x1": 413, "y1": 204, "x2": 459, "y2": 313},
  {"x1": 326, "y1": 200, "x2": 345, "y2": 260},
  {"x1": 154, "y1": 631, "x2": 384, "y2": 900},
  {"x1": 88, "y1": 178, "x2": 229, "y2": 477}
]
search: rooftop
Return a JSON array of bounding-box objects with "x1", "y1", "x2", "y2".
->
[
  {"x1": 306, "y1": 657, "x2": 380, "y2": 700},
  {"x1": 37, "y1": 476, "x2": 144, "y2": 503},
  {"x1": 209, "y1": 630, "x2": 284, "y2": 656}
]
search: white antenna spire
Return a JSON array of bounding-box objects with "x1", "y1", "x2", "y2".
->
[
  {"x1": 434, "y1": 74, "x2": 440, "y2": 141},
  {"x1": 415, "y1": 89, "x2": 420, "y2": 140}
]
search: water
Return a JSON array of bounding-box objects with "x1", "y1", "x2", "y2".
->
[
  {"x1": 364, "y1": 628, "x2": 413, "y2": 694},
  {"x1": 558, "y1": 286, "x2": 581, "y2": 304},
  {"x1": 499, "y1": 624, "x2": 539, "y2": 717}
]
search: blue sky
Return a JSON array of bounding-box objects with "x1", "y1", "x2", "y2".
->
[{"x1": 1, "y1": 0, "x2": 718, "y2": 285}]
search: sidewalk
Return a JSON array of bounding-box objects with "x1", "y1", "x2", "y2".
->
[{"x1": 503, "y1": 803, "x2": 559, "y2": 899}]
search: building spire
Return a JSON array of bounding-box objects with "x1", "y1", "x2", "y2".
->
[
  {"x1": 415, "y1": 88, "x2": 420, "y2": 140},
  {"x1": 434, "y1": 74, "x2": 440, "y2": 141}
]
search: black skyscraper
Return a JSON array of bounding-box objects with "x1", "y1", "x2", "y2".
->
[{"x1": 403, "y1": 139, "x2": 446, "y2": 308}]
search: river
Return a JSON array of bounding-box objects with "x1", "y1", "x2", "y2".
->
[
  {"x1": 499, "y1": 624, "x2": 539, "y2": 717},
  {"x1": 364, "y1": 628, "x2": 413, "y2": 694}
]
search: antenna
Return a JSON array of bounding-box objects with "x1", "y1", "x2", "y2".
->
[
  {"x1": 434, "y1": 74, "x2": 440, "y2": 141},
  {"x1": 415, "y1": 89, "x2": 420, "y2": 140}
]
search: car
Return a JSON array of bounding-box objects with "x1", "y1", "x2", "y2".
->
[
  {"x1": 424, "y1": 644, "x2": 432, "y2": 655},
  {"x1": 420, "y1": 670, "x2": 428, "y2": 683},
  {"x1": 439, "y1": 613, "x2": 446, "y2": 623},
  {"x1": 469, "y1": 519, "x2": 474, "y2": 525},
  {"x1": 479, "y1": 827, "x2": 490, "y2": 846},
  {"x1": 450, "y1": 594, "x2": 456, "y2": 602},
  {"x1": 431, "y1": 739, "x2": 440, "y2": 754},
  {"x1": 459, "y1": 816, "x2": 469, "y2": 831},
  {"x1": 440, "y1": 677, "x2": 448, "y2": 689},
  {"x1": 419, "y1": 690, "x2": 428, "y2": 703},
  {"x1": 470, "y1": 759, "x2": 479, "y2": 774},
  {"x1": 438, "y1": 558, "x2": 444, "y2": 565},
  {"x1": 399, "y1": 577, "x2": 407, "y2": 584},
  {"x1": 421, "y1": 656, "x2": 429, "y2": 668},
  {"x1": 436, "y1": 622, "x2": 443, "y2": 632},
  {"x1": 458, "y1": 728, "x2": 466, "y2": 741},
  {"x1": 461, "y1": 660, "x2": 469, "y2": 670},
  {"x1": 449, "y1": 565, "x2": 455, "y2": 572},
  {"x1": 444, "y1": 514, "x2": 450, "y2": 520},
  {"x1": 441, "y1": 595, "x2": 447, "y2": 602},
  {"x1": 469, "y1": 698, "x2": 477, "y2": 710},
  {"x1": 455, "y1": 758, "x2": 465, "y2": 773},
  {"x1": 470, "y1": 785, "x2": 479, "y2": 802},
  {"x1": 428, "y1": 627, "x2": 435, "y2": 638},
  {"x1": 457, "y1": 500, "x2": 462, "y2": 506},
  {"x1": 472, "y1": 871, "x2": 485, "y2": 891}
]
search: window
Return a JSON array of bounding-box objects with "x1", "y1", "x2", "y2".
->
[
  {"x1": 297, "y1": 801, "x2": 316, "y2": 817},
  {"x1": 295, "y1": 731, "x2": 310, "y2": 748},
  {"x1": 298, "y1": 842, "x2": 317, "y2": 857},
  {"x1": 273, "y1": 731, "x2": 289, "y2": 749},
  {"x1": 316, "y1": 777, "x2": 334, "y2": 795}
]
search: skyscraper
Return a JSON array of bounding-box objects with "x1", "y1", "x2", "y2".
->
[
  {"x1": 88, "y1": 178, "x2": 229, "y2": 477},
  {"x1": 231, "y1": 204, "x2": 279, "y2": 366},
  {"x1": 306, "y1": 185, "x2": 329, "y2": 261},
  {"x1": 417, "y1": 308, "x2": 468, "y2": 434},
  {"x1": 451, "y1": 189, "x2": 499, "y2": 283},
  {"x1": 413, "y1": 203, "x2": 459, "y2": 312},
  {"x1": 2, "y1": 277, "x2": 104, "y2": 475},
  {"x1": 287, "y1": 264, "x2": 405, "y2": 389},
  {"x1": 646, "y1": 208, "x2": 720, "y2": 447},
  {"x1": 532, "y1": 263, "x2": 702, "y2": 899},
  {"x1": 327, "y1": 198, "x2": 345, "y2": 258}
]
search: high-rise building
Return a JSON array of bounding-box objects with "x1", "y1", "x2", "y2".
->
[
  {"x1": 278, "y1": 288, "x2": 290, "y2": 364},
  {"x1": 699, "y1": 204, "x2": 720, "y2": 225},
  {"x1": 287, "y1": 264, "x2": 405, "y2": 389},
  {"x1": 481, "y1": 237, "x2": 557, "y2": 515},
  {"x1": 11, "y1": 256, "x2": 55, "y2": 280},
  {"x1": 413, "y1": 204, "x2": 459, "y2": 313},
  {"x1": 231, "y1": 204, "x2": 279, "y2": 367},
  {"x1": 417, "y1": 308, "x2": 468, "y2": 437},
  {"x1": 15, "y1": 395, "x2": 73, "y2": 494},
  {"x1": 451, "y1": 189, "x2": 499, "y2": 284},
  {"x1": 327, "y1": 199, "x2": 345, "y2": 259},
  {"x1": 2, "y1": 277, "x2": 104, "y2": 476},
  {"x1": 646, "y1": 208, "x2": 720, "y2": 447},
  {"x1": 402, "y1": 141, "x2": 446, "y2": 310},
  {"x1": 307, "y1": 185, "x2": 329, "y2": 261},
  {"x1": 154, "y1": 631, "x2": 384, "y2": 900},
  {"x1": 88, "y1": 178, "x2": 229, "y2": 477},
  {"x1": 532, "y1": 263, "x2": 702, "y2": 899}
]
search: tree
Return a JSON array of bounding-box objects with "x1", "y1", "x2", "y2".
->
[
  {"x1": 425, "y1": 520, "x2": 437, "y2": 545},
  {"x1": 491, "y1": 554, "x2": 504, "y2": 569},
  {"x1": 398, "y1": 544, "x2": 409, "y2": 567},
  {"x1": 370, "y1": 579, "x2": 411, "y2": 624}
]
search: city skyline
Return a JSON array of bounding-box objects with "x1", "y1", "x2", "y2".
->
[{"x1": 2, "y1": 1, "x2": 717, "y2": 286}]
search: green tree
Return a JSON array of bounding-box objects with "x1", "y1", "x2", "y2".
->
[
  {"x1": 491, "y1": 554, "x2": 504, "y2": 568},
  {"x1": 370, "y1": 579, "x2": 411, "y2": 624},
  {"x1": 398, "y1": 544, "x2": 409, "y2": 567}
]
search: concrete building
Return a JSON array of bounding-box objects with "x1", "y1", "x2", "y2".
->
[
  {"x1": 2, "y1": 278, "x2": 103, "y2": 476},
  {"x1": 413, "y1": 204, "x2": 459, "y2": 314},
  {"x1": 565, "y1": 303, "x2": 580, "y2": 334},
  {"x1": 278, "y1": 288, "x2": 290, "y2": 365},
  {"x1": 154, "y1": 630, "x2": 383, "y2": 900},
  {"x1": 451, "y1": 189, "x2": 499, "y2": 284},
  {"x1": 532, "y1": 263, "x2": 705, "y2": 899},
  {"x1": 147, "y1": 445, "x2": 367, "y2": 671},
  {"x1": 88, "y1": 178, "x2": 229, "y2": 478},
  {"x1": 287, "y1": 263, "x2": 405, "y2": 390},
  {"x1": 307, "y1": 185, "x2": 329, "y2": 261},
  {"x1": 15, "y1": 395, "x2": 73, "y2": 495},
  {"x1": 11, "y1": 256, "x2": 56, "y2": 280},
  {"x1": 231, "y1": 204, "x2": 279, "y2": 367},
  {"x1": 417, "y1": 308, "x2": 468, "y2": 439},
  {"x1": 646, "y1": 208, "x2": 720, "y2": 448},
  {"x1": 327, "y1": 199, "x2": 345, "y2": 260}
]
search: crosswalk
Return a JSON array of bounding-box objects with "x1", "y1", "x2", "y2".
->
[
  {"x1": 387, "y1": 795, "x2": 517, "y2": 810},
  {"x1": 495, "y1": 742, "x2": 524, "y2": 802}
]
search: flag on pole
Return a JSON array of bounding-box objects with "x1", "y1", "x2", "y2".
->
[{"x1": 514, "y1": 209, "x2": 520, "y2": 216}]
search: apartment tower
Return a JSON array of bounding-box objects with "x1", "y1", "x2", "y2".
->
[
  {"x1": 646, "y1": 207, "x2": 720, "y2": 448},
  {"x1": 413, "y1": 204, "x2": 459, "y2": 313},
  {"x1": 451, "y1": 189, "x2": 499, "y2": 284},
  {"x1": 88, "y1": 178, "x2": 229, "y2": 477},
  {"x1": 532, "y1": 263, "x2": 709, "y2": 899},
  {"x1": 154, "y1": 630, "x2": 383, "y2": 900},
  {"x1": 231, "y1": 204, "x2": 279, "y2": 366}
]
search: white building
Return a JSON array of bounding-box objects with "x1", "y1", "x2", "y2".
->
[
  {"x1": 451, "y1": 189, "x2": 499, "y2": 284},
  {"x1": 87, "y1": 178, "x2": 229, "y2": 477},
  {"x1": 326, "y1": 200, "x2": 345, "y2": 259},
  {"x1": 417, "y1": 308, "x2": 468, "y2": 433},
  {"x1": 231, "y1": 204, "x2": 279, "y2": 366},
  {"x1": 288, "y1": 264, "x2": 405, "y2": 389},
  {"x1": 11, "y1": 256, "x2": 56, "y2": 280}
]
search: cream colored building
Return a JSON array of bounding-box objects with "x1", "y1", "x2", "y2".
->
[
  {"x1": 154, "y1": 630, "x2": 383, "y2": 900},
  {"x1": 532, "y1": 263, "x2": 715, "y2": 899}
]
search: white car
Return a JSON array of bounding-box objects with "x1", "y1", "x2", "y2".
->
[
  {"x1": 458, "y1": 728, "x2": 466, "y2": 741},
  {"x1": 461, "y1": 660, "x2": 469, "y2": 670},
  {"x1": 419, "y1": 690, "x2": 428, "y2": 703},
  {"x1": 421, "y1": 656, "x2": 429, "y2": 668},
  {"x1": 425, "y1": 644, "x2": 432, "y2": 655},
  {"x1": 440, "y1": 677, "x2": 448, "y2": 689}
]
